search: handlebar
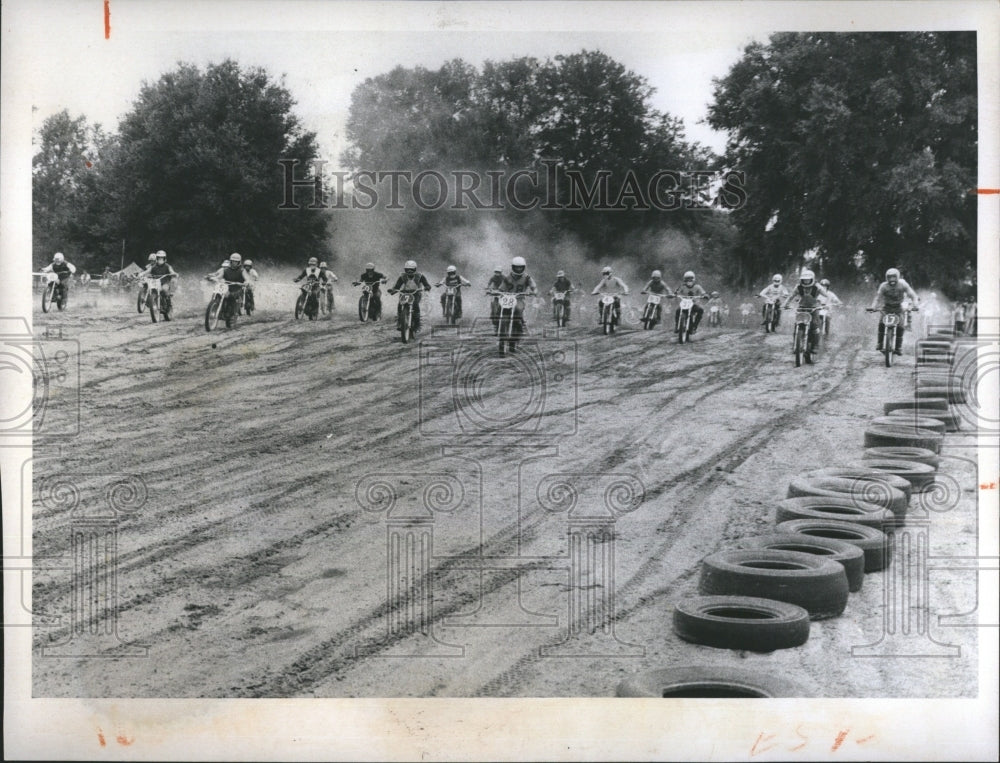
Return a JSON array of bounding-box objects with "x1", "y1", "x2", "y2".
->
[{"x1": 487, "y1": 290, "x2": 534, "y2": 297}]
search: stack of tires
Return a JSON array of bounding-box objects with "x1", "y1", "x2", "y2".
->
[{"x1": 618, "y1": 329, "x2": 974, "y2": 698}]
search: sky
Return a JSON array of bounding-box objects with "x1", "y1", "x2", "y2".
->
[{"x1": 13, "y1": 0, "x2": 993, "y2": 167}]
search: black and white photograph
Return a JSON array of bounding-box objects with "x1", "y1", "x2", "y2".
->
[{"x1": 2, "y1": 0, "x2": 998, "y2": 759}]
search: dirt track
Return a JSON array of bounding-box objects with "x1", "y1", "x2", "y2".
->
[{"x1": 31, "y1": 281, "x2": 980, "y2": 697}]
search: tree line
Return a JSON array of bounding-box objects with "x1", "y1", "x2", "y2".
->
[{"x1": 33, "y1": 34, "x2": 976, "y2": 297}]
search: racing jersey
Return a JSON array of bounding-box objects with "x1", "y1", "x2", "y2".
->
[
  {"x1": 785, "y1": 283, "x2": 829, "y2": 310},
  {"x1": 295, "y1": 265, "x2": 327, "y2": 283},
  {"x1": 391, "y1": 271, "x2": 432, "y2": 294},
  {"x1": 870, "y1": 278, "x2": 918, "y2": 312},
  {"x1": 359, "y1": 270, "x2": 386, "y2": 290},
  {"x1": 817, "y1": 288, "x2": 842, "y2": 307},
  {"x1": 641, "y1": 279, "x2": 672, "y2": 295},
  {"x1": 439, "y1": 273, "x2": 471, "y2": 289},
  {"x1": 141, "y1": 262, "x2": 178, "y2": 282},
  {"x1": 550, "y1": 276, "x2": 573, "y2": 294},
  {"x1": 673, "y1": 282, "x2": 708, "y2": 298},
  {"x1": 43, "y1": 261, "x2": 77, "y2": 280},
  {"x1": 758, "y1": 284, "x2": 789, "y2": 301},
  {"x1": 592, "y1": 275, "x2": 629, "y2": 295},
  {"x1": 486, "y1": 273, "x2": 505, "y2": 290},
  {"x1": 501, "y1": 272, "x2": 537, "y2": 295}
]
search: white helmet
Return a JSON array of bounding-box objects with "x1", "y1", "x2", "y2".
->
[
  {"x1": 556, "y1": 270, "x2": 565, "y2": 277},
  {"x1": 772, "y1": 274, "x2": 782, "y2": 284},
  {"x1": 244, "y1": 259, "x2": 253, "y2": 267},
  {"x1": 511, "y1": 256, "x2": 526, "y2": 273},
  {"x1": 886, "y1": 267, "x2": 900, "y2": 280},
  {"x1": 494, "y1": 266, "x2": 503, "y2": 273},
  {"x1": 156, "y1": 250, "x2": 167, "y2": 261},
  {"x1": 683, "y1": 271, "x2": 695, "y2": 281},
  {"x1": 446, "y1": 265, "x2": 456, "y2": 273},
  {"x1": 148, "y1": 253, "x2": 157, "y2": 263},
  {"x1": 799, "y1": 269, "x2": 814, "y2": 286},
  {"x1": 819, "y1": 278, "x2": 830, "y2": 287},
  {"x1": 404, "y1": 260, "x2": 417, "y2": 271},
  {"x1": 651, "y1": 270, "x2": 662, "y2": 278},
  {"x1": 221, "y1": 260, "x2": 230, "y2": 267},
  {"x1": 319, "y1": 261, "x2": 328, "y2": 268},
  {"x1": 229, "y1": 253, "x2": 243, "y2": 265},
  {"x1": 365, "y1": 262, "x2": 375, "y2": 270},
  {"x1": 307, "y1": 256, "x2": 318, "y2": 266},
  {"x1": 53, "y1": 252, "x2": 65, "y2": 263}
]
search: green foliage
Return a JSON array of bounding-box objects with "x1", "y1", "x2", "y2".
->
[
  {"x1": 67, "y1": 60, "x2": 329, "y2": 267},
  {"x1": 708, "y1": 32, "x2": 976, "y2": 291}
]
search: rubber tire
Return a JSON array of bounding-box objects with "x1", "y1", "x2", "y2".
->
[
  {"x1": 883, "y1": 399, "x2": 948, "y2": 414},
  {"x1": 853, "y1": 458, "x2": 937, "y2": 491},
  {"x1": 775, "y1": 519, "x2": 891, "y2": 572},
  {"x1": 42, "y1": 282, "x2": 55, "y2": 313},
  {"x1": 914, "y1": 374, "x2": 953, "y2": 388},
  {"x1": 787, "y1": 475, "x2": 908, "y2": 523},
  {"x1": 864, "y1": 423, "x2": 943, "y2": 453},
  {"x1": 616, "y1": 665, "x2": 809, "y2": 698},
  {"x1": 737, "y1": 533, "x2": 865, "y2": 592},
  {"x1": 870, "y1": 415, "x2": 946, "y2": 436},
  {"x1": 137, "y1": 285, "x2": 147, "y2": 313},
  {"x1": 698, "y1": 549, "x2": 849, "y2": 619},
  {"x1": 672, "y1": 595, "x2": 810, "y2": 652},
  {"x1": 776, "y1": 496, "x2": 896, "y2": 534},
  {"x1": 800, "y1": 467, "x2": 914, "y2": 501},
  {"x1": 916, "y1": 386, "x2": 966, "y2": 405},
  {"x1": 204, "y1": 295, "x2": 222, "y2": 332},
  {"x1": 148, "y1": 292, "x2": 159, "y2": 323},
  {"x1": 863, "y1": 446, "x2": 940, "y2": 469},
  {"x1": 295, "y1": 292, "x2": 306, "y2": 319}
]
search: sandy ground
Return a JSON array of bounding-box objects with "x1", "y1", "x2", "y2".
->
[{"x1": 30, "y1": 279, "x2": 980, "y2": 698}]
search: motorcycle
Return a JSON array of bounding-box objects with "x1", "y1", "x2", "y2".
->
[
  {"x1": 792, "y1": 306, "x2": 820, "y2": 367},
  {"x1": 489, "y1": 290, "x2": 530, "y2": 355},
  {"x1": 38, "y1": 271, "x2": 67, "y2": 313},
  {"x1": 815, "y1": 305, "x2": 829, "y2": 339},
  {"x1": 144, "y1": 276, "x2": 173, "y2": 323},
  {"x1": 673, "y1": 294, "x2": 705, "y2": 344},
  {"x1": 205, "y1": 280, "x2": 245, "y2": 331},
  {"x1": 439, "y1": 284, "x2": 460, "y2": 325},
  {"x1": 318, "y1": 282, "x2": 334, "y2": 316},
  {"x1": 598, "y1": 293, "x2": 623, "y2": 335},
  {"x1": 758, "y1": 295, "x2": 779, "y2": 333},
  {"x1": 295, "y1": 278, "x2": 322, "y2": 321},
  {"x1": 708, "y1": 303, "x2": 722, "y2": 327},
  {"x1": 354, "y1": 280, "x2": 385, "y2": 322},
  {"x1": 867, "y1": 307, "x2": 918, "y2": 367},
  {"x1": 640, "y1": 292, "x2": 665, "y2": 330},
  {"x1": 551, "y1": 290, "x2": 571, "y2": 327},
  {"x1": 396, "y1": 291, "x2": 419, "y2": 343}
]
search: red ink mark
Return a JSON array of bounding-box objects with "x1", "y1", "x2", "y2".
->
[
  {"x1": 104, "y1": 0, "x2": 111, "y2": 39},
  {"x1": 856, "y1": 735, "x2": 875, "y2": 744},
  {"x1": 116, "y1": 733, "x2": 133, "y2": 746},
  {"x1": 97, "y1": 729, "x2": 106, "y2": 747},
  {"x1": 831, "y1": 729, "x2": 849, "y2": 752},
  {"x1": 750, "y1": 732, "x2": 778, "y2": 756},
  {"x1": 975, "y1": 188, "x2": 1000, "y2": 194},
  {"x1": 85, "y1": 161, "x2": 93, "y2": 168},
  {"x1": 788, "y1": 743, "x2": 807, "y2": 751},
  {"x1": 981, "y1": 482, "x2": 997, "y2": 490}
]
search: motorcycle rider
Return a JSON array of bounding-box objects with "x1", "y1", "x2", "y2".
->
[
  {"x1": 41, "y1": 252, "x2": 77, "y2": 298},
  {"x1": 758, "y1": 274, "x2": 789, "y2": 327},
  {"x1": 673, "y1": 270, "x2": 709, "y2": 334},
  {"x1": 591, "y1": 266, "x2": 629, "y2": 325},
  {"x1": 816, "y1": 278, "x2": 843, "y2": 333},
  {"x1": 782, "y1": 269, "x2": 831, "y2": 363},
  {"x1": 387, "y1": 260, "x2": 432, "y2": 334},
  {"x1": 707, "y1": 291, "x2": 724, "y2": 325},
  {"x1": 487, "y1": 266, "x2": 505, "y2": 328},
  {"x1": 242, "y1": 258, "x2": 259, "y2": 313},
  {"x1": 639, "y1": 270, "x2": 672, "y2": 325},
  {"x1": 352, "y1": 262, "x2": 387, "y2": 320},
  {"x1": 548, "y1": 269, "x2": 575, "y2": 322},
  {"x1": 139, "y1": 250, "x2": 179, "y2": 299},
  {"x1": 318, "y1": 261, "x2": 338, "y2": 311},
  {"x1": 435, "y1": 265, "x2": 472, "y2": 319},
  {"x1": 494, "y1": 256, "x2": 537, "y2": 345},
  {"x1": 868, "y1": 267, "x2": 920, "y2": 355}
]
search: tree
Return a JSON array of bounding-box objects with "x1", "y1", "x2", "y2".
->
[
  {"x1": 32, "y1": 110, "x2": 105, "y2": 268},
  {"x1": 81, "y1": 60, "x2": 328, "y2": 266},
  {"x1": 708, "y1": 32, "x2": 976, "y2": 291}
]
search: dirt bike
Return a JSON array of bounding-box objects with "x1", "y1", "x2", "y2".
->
[
  {"x1": 136, "y1": 278, "x2": 149, "y2": 313},
  {"x1": 38, "y1": 272, "x2": 67, "y2": 313},
  {"x1": 551, "y1": 290, "x2": 572, "y2": 327},
  {"x1": 740, "y1": 303, "x2": 754, "y2": 327},
  {"x1": 758, "y1": 295, "x2": 778, "y2": 333},
  {"x1": 708, "y1": 304, "x2": 722, "y2": 327},
  {"x1": 243, "y1": 286, "x2": 255, "y2": 316},
  {"x1": 490, "y1": 290, "x2": 530, "y2": 355},
  {"x1": 317, "y1": 282, "x2": 334, "y2": 316},
  {"x1": 868, "y1": 307, "x2": 917, "y2": 367},
  {"x1": 673, "y1": 294, "x2": 705, "y2": 344},
  {"x1": 640, "y1": 292, "x2": 665, "y2": 330},
  {"x1": 395, "y1": 291, "x2": 420, "y2": 343},
  {"x1": 792, "y1": 306, "x2": 821, "y2": 367},
  {"x1": 295, "y1": 279, "x2": 322, "y2": 320},
  {"x1": 354, "y1": 280, "x2": 385, "y2": 322},
  {"x1": 598, "y1": 293, "x2": 623, "y2": 335},
  {"x1": 438, "y1": 284, "x2": 460, "y2": 325},
  {"x1": 815, "y1": 305, "x2": 829, "y2": 340},
  {"x1": 205, "y1": 280, "x2": 245, "y2": 331},
  {"x1": 144, "y1": 276, "x2": 173, "y2": 323}
]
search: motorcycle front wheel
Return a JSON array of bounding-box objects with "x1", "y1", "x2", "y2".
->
[
  {"x1": 678, "y1": 313, "x2": 690, "y2": 344},
  {"x1": 884, "y1": 326, "x2": 895, "y2": 367},
  {"x1": 41, "y1": 282, "x2": 55, "y2": 313},
  {"x1": 359, "y1": 294, "x2": 369, "y2": 322},
  {"x1": 793, "y1": 326, "x2": 805, "y2": 367},
  {"x1": 148, "y1": 291, "x2": 159, "y2": 323},
  {"x1": 205, "y1": 295, "x2": 222, "y2": 331},
  {"x1": 295, "y1": 292, "x2": 306, "y2": 320},
  {"x1": 137, "y1": 285, "x2": 148, "y2": 313}
]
